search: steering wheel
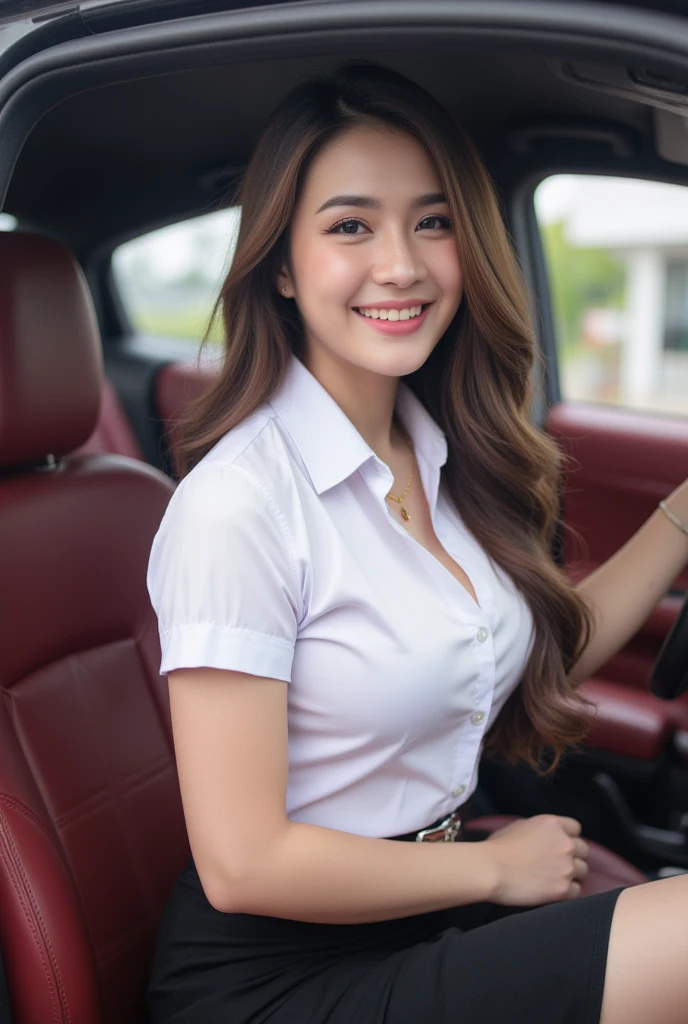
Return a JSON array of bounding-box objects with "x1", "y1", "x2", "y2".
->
[{"x1": 649, "y1": 591, "x2": 688, "y2": 699}]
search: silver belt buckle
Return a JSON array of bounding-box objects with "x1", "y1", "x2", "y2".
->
[{"x1": 415, "y1": 810, "x2": 462, "y2": 842}]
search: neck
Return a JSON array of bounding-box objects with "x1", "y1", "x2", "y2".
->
[{"x1": 304, "y1": 346, "x2": 404, "y2": 462}]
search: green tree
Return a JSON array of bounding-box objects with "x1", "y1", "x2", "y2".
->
[{"x1": 540, "y1": 220, "x2": 626, "y2": 356}]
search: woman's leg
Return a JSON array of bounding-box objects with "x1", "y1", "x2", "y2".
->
[{"x1": 600, "y1": 873, "x2": 688, "y2": 1024}]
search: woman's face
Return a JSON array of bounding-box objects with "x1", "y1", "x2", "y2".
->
[{"x1": 281, "y1": 124, "x2": 463, "y2": 380}]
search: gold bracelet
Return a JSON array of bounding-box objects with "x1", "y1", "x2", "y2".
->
[{"x1": 658, "y1": 500, "x2": 688, "y2": 539}]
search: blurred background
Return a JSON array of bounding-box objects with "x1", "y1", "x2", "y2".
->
[{"x1": 536, "y1": 175, "x2": 688, "y2": 417}]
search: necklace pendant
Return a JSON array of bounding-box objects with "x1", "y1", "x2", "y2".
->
[{"x1": 400, "y1": 507, "x2": 410, "y2": 521}]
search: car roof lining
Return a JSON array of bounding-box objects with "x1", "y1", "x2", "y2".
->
[{"x1": 3, "y1": 2, "x2": 688, "y2": 256}]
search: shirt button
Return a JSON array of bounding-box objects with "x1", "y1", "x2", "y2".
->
[
  {"x1": 476, "y1": 627, "x2": 489, "y2": 643},
  {"x1": 452, "y1": 784, "x2": 466, "y2": 797},
  {"x1": 471, "y1": 711, "x2": 485, "y2": 725}
]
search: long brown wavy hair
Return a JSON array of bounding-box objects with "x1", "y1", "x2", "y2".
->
[{"x1": 177, "y1": 61, "x2": 594, "y2": 774}]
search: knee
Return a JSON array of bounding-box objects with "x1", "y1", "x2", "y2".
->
[{"x1": 600, "y1": 876, "x2": 688, "y2": 1024}]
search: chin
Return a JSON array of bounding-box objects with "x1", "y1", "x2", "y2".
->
[{"x1": 357, "y1": 347, "x2": 432, "y2": 379}]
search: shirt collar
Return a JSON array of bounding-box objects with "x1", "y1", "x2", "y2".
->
[{"x1": 269, "y1": 353, "x2": 448, "y2": 496}]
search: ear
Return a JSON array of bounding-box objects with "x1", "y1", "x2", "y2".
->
[{"x1": 276, "y1": 267, "x2": 294, "y2": 299}]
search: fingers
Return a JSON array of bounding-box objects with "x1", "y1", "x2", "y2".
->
[
  {"x1": 573, "y1": 856, "x2": 589, "y2": 881},
  {"x1": 573, "y1": 838, "x2": 589, "y2": 860},
  {"x1": 558, "y1": 816, "x2": 583, "y2": 837}
]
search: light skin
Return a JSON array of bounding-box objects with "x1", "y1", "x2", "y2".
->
[
  {"x1": 278, "y1": 124, "x2": 481, "y2": 601},
  {"x1": 169, "y1": 124, "x2": 688, "y2": 1021},
  {"x1": 277, "y1": 124, "x2": 462, "y2": 459}
]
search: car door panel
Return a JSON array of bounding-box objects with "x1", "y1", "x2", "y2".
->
[
  {"x1": 548, "y1": 402, "x2": 688, "y2": 595},
  {"x1": 548, "y1": 401, "x2": 688, "y2": 757},
  {"x1": 579, "y1": 677, "x2": 674, "y2": 760}
]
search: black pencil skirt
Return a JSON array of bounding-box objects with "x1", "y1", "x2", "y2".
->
[{"x1": 147, "y1": 816, "x2": 625, "y2": 1024}]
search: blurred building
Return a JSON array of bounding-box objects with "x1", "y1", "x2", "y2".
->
[{"x1": 562, "y1": 177, "x2": 688, "y2": 407}]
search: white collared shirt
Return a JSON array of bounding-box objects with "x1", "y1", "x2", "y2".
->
[{"x1": 147, "y1": 353, "x2": 534, "y2": 838}]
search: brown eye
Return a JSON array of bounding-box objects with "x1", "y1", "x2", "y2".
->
[
  {"x1": 327, "y1": 219, "x2": 369, "y2": 235},
  {"x1": 417, "y1": 215, "x2": 452, "y2": 231}
]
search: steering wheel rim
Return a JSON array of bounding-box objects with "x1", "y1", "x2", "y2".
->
[{"x1": 649, "y1": 591, "x2": 688, "y2": 700}]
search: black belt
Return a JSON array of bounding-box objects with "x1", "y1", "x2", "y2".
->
[{"x1": 389, "y1": 801, "x2": 474, "y2": 842}]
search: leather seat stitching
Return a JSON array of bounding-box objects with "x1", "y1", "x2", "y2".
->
[
  {"x1": 2, "y1": 820, "x2": 72, "y2": 1021},
  {"x1": 0, "y1": 807, "x2": 65, "y2": 1022},
  {"x1": 0, "y1": 794, "x2": 65, "y2": 862}
]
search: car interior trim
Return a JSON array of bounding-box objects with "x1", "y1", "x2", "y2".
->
[{"x1": 3, "y1": 3, "x2": 688, "y2": 204}]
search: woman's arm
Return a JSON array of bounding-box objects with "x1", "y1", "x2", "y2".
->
[
  {"x1": 568, "y1": 480, "x2": 688, "y2": 687},
  {"x1": 168, "y1": 666, "x2": 499, "y2": 923}
]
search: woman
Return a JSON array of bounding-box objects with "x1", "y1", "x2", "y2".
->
[{"x1": 146, "y1": 62, "x2": 688, "y2": 1024}]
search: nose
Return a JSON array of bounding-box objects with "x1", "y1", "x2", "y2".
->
[{"x1": 371, "y1": 227, "x2": 427, "y2": 290}]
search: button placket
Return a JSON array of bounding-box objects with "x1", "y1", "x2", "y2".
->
[
  {"x1": 470, "y1": 621, "x2": 495, "y2": 727},
  {"x1": 448, "y1": 654, "x2": 489, "y2": 802},
  {"x1": 447, "y1": 622, "x2": 495, "y2": 800},
  {"x1": 450, "y1": 703, "x2": 486, "y2": 802}
]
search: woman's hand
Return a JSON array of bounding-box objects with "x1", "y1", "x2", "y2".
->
[{"x1": 482, "y1": 814, "x2": 589, "y2": 906}]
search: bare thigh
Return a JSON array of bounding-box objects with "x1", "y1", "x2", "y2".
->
[{"x1": 600, "y1": 873, "x2": 688, "y2": 1024}]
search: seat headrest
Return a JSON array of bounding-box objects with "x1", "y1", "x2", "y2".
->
[{"x1": 0, "y1": 232, "x2": 103, "y2": 468}]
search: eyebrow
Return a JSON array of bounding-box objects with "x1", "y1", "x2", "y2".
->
[{"x1": 315, "y1": 192, "x2": 447, "y2": 214}]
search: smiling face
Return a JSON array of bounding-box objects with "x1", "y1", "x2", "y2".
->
[{"x1": 279, "y1": 123, "x2": 463, "y2": 382}]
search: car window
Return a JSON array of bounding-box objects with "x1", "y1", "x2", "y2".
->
[
  {"x1": 534, "y1": 175, "x2": 688, "y2": 417},
  {"x1": 112, "y1": 207, "x2": 240, "y2": 344}
]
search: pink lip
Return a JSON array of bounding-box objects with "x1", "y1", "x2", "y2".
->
[{"x1": 354, "y1": 304, "x2": 430, "y2": 335}]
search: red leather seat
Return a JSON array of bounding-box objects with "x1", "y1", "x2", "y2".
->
[
  {"x1": 0, "y1": 233, "x2": 645, "y2": 1024},
  {"x1": 0, "y1": 233, "x2": 189, "y2": 1024},
  {"x1": 154, "y1": 360, "x2": 219, "y2": 477},
  {"x1": 77, "y1": 378, "x2": 144, "y2": 461}
]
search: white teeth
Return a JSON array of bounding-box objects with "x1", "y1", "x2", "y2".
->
[{"x1": 357, "y1": 304, "x2": 424, "y2": 320}]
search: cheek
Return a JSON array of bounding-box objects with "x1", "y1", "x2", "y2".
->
[
  {"x1": 298, "y1": 242, "x2": 367, "y2": 305},
  {"x1": 434, "y1": 240, "x2": 463, "y2": 299}
]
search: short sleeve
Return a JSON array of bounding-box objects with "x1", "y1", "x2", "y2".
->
[{"x1": 147, "y1": 463, "x2": 301, "y2": 681}]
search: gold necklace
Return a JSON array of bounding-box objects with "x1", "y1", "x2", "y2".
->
[{"x1": 386, "y1": 429, "x2": 415, "y2": 521}]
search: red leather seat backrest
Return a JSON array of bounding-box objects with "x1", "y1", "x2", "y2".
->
[
  {"x1": 0, "y1": 234, "x2": 189, "y2": 1024},
  {"x1": 77, "y1": 378, "x2": 144, "y2": 461},
  {"x1": 155, "y1": 360, "x2": 219, "y2": 477}
]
